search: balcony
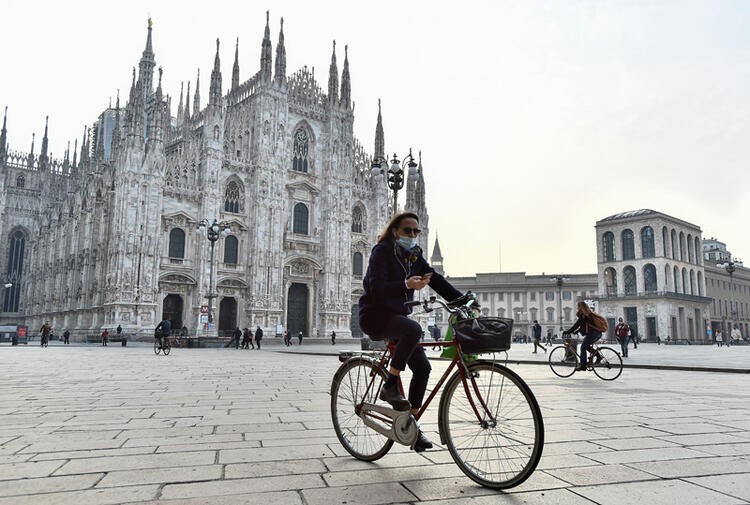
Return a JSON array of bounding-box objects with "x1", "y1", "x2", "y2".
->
[{"x1": 597, "y1": 290, "x2": 711, "y2": 304}]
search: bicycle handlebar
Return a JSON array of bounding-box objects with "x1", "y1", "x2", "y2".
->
[{"x1": 404, "y1": 291, "x2": 480, "y2": 319}]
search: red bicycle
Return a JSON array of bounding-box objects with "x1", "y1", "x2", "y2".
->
[{"x1": 330, "y1": 293, "x2": 544, "y2": 489}]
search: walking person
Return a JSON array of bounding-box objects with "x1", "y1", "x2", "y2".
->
[
  {"x1": 615, "y1": 317, "x2": 630, "y2": 357},
  {"x1": 545, "y1": 329, "x2": 553, "y2": 346},
  {"x1": 242, "y1": 328, "x2": 253, "y2": 349},
  {"x1": 331, "y1": 331, "x2": 336, "y2": 345},
  {"x1": 716, "y1": 331, "x2": 723, "y2": 347},
  {"x1": 63, "y1": 329, "x2": 70, "y2": 345},
  {"x1": 358, "y1": 212, "x2": 463, "y2": 452},
  {"x1": 532, "y1": 320, "x2": 546, "y2": 354},
  {"x1": 255, "y1": 326, "x2": 263, "y2": 350},
  {"x1": 297, "y1": 330, "x2": 303, "y2": 345},
  {"x1": 283, "y1": 330, "x2": 291, "y2": 346},
  {"x1": 233, "y1": 327, "x2": 242, "y2": 349},
  {"x1": 40, "y1": 321, "x2": 52, "y2": 347},
  {"x1": 101, "y1": 328, "x2": 109, "y2": 346}
]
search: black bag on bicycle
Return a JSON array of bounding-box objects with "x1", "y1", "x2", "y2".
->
[{"x1": 454, "y1": 317, "x2": 513, "y2": 353}]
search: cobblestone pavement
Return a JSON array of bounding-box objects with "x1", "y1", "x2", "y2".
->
[{"x1": 1, "y1": 345, "x2": 749, "y2": 504}]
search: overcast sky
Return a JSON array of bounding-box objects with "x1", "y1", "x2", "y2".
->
[{"x1": 2, "y1": 0, "x2": 749, "y2": 277}]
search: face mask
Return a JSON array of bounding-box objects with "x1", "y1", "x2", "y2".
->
[{"x1": 397, "y1": 236, "x2": 417, "y2": 249}]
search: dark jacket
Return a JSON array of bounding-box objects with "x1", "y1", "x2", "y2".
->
[
  {"x1": 359, "y1": 238, "x2": 461, "y2": 338},
  {"x1": 156, "y1": 319, "x2": 172, "y2": 336},
  {"x1": 532, "y1": 323, "x2": 542, "y2": 339},
  {"x1": 255, "y1": 327, "x2": 263, "y2": 340}
]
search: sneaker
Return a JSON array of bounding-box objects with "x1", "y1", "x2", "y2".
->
[
  {"x1": 379, "y1": 383, "x2": 411, "y2": 411},
  {"x1": 413, "y1": 430, "x2": 433, "y2": 452},
  {"x1": 575, "y1": 365, "x2": 587, "y2": 372}
]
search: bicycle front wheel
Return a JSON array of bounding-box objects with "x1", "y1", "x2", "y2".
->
[
  {"x1": 438, "y1": 361, "x2": 544, "y2": 489},
  {"x1": 548, "y1": 346, "x2": 577, "y2": 377},
  {"x1": 153, "y1": 341, "x2": 161, "y2": 355},
  {"x1": 163, "y1": 341, "x2": 171, "y2": 356},
  {"x1": 331, "y1": 357, "x2": 394, "y2": 461},
  {"x1": 591, "y1": 347, "x2": 623, "y2": 381}
]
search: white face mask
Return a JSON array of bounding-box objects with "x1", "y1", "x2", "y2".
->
[{"x1": 397, "y1": 236, "x2": 418, "y2": 249}]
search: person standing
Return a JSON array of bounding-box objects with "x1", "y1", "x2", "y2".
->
[
  {"x1": 615, "y1": 317, "x2": 630, "y2": 357},
  {"x1": 716, "y1": 331, "x2": 723, "y2": 347},
  {"x1": 731, "y1": 326, "x2": 742, "y2": 346},
  {"x1": 297, "y1": 330, "x2": 303, "y2": 345},
  {"x1": 532, "y1": 320, "x2": 546, "y2": 353},
  {"x1": 242, "y1": 328, "x2": 252, "y2": 349},
  {"x1": 40, "y1": 321, "x2": 52, "y2": 347},
  {"x1": 284, "y1": 330, "x2": 291, "y2": 346},
  {"x1": 63, "y1": 329, "x2": 70, "y2": 345},
  {"x1": 232, "y1": 327, "x2": 242, "y2": 349},
  {"x1": 101, "y1": 328, "x2": 109, "y2": 346},
  {"x1": 255, "y1": 326, "x2": 264, "y2": 349},
  {"x1": 331, "y1": 331, "x2": 336, "y2": 345}
]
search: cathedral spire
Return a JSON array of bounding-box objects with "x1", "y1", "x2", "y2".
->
[
  {"x1": 0, "y1": 106, "x2": 7, "y2": 160},
  {"x1": 374, "y1": 98, "x2": 384, "y2": 160},
  {"x1": 340, "y1": 45, "x2": 351, "y2": 109},
  {"x1": 193, "y1": 68, "x2": 201, "y2": 113},
  {"x1": 138, "y1": 18, "x2": 156, "y2": 99},
  {"x1": 231, "y1": 38, "x2": 240, "y2": 91},
  {"x1": 111, "y1": 89, "x2": 121, "y2": 159},
  {"x1": 209, "y1": 38, "x2": 223, "y2": 105},
  {"x1": 328, "y1": 41, "x2": 339, "y2": 106},
  {"x1": 184, "y1": 81, "x2": 191, "y2": 123},
  {"x1": 274, "y1": 17, "x2": 286, "y2": 86},
  {"x1": 430, "y1": 234, "x2": 444, "y2": 275},
  {"x1": 27, "y1": 132, "x2": 35, "y2": 168},
  {"x1": 39, "y1": 116, "x2": 49, "y2": 170},
  {"x1": 177, "y1": 81, "x2": 184, "y2": 124},
  {"x1": 79, "y1": 126, "x2": 89, "y2": 169},
  {"x1": 72, "y1": 138, "x2": 78, "y2": 169},
  {"x1": 260, "y1": 11, "x2": 273, "y2": 82}
]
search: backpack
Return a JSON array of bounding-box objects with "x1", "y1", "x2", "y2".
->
[
  {"x1": 589, "y1": 313, "x2": 609, "y2": 333},
  {"x1": 615, "y1": 323, "x2": 629, "y2": 338}
]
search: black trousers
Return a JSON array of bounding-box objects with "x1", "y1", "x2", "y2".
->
[{"x1": 378, "y1": 315, "x2": 432, "y2": 409}]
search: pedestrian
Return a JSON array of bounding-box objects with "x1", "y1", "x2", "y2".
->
[
  {"x1": 630, "y1": 326, "x2": 638, "y2": 349},
  {"x1": 358, "y1": 212, "x2": 463, "y2": 452},
  {"x1": 233, "y1": 327, "x2": 242, "y2": 349},
  {"x1": 63, "y1": 329, "x2": 70, "y2": 344},
  {"x1": 242, "y1": 328, "x2": 252, "y2": 349},
  {"x1": 297, "y1": 330, "x2": 303, "y2": 345},
  {"x1": 40, "y1": 321, "x2": 52, "y2": 347},
  {"x1": 331, "y1": 331, "x2": 336, "y2": 345},
  {"x1": 731, "y1": 326, "x2": 742, "y2": 346},
  {"x1": 284, "y1": 330, "x2": 292, "y2": 346},
  {"x1": 101, "y1": 328, "x2": 109, "y2": 346},
  {"x1": 116, "y1": 324, "x2": 122, "y2": 339},
  {"x1": 545, "y1": 329, "x2": 553, "y2": 346},
  {"x1": 255, "y1": 326, "x2": 263, "y2": 349},
  {"x1": 532, "y1": 320, "x2": 546, "y2": 354},
  {"x1": 716, "y1": 331, "x2": 723, "y2": 347},
  {"x1": 615, "y1": 317, "x2": 630, "y2": 357}
]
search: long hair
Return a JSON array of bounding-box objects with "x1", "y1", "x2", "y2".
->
[
  {"x1": 576, "y1": 301, "x2": 593, "y2": 319},
  {"x1": 377, "y1": 212, "x2": 419, "y2": 243}
]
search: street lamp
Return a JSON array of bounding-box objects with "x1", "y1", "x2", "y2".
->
[
  {"x1": 371, "y1": 149, "x2": 418, "y2": 214},
  {"x1": 550, "y1": 275, "x2": 570, "y2": 337},
  {"x1": 717, "y1": 259, "x2": 741, "y2": 331},
  {"x1": 196, "y1": 219, "x2": 232, "y2": 324}
]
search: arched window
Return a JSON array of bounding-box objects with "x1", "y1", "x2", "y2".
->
[
  {"x1": 689, "y1": 269, "x2": 696, "y2": 295},
  {"x1": 15, "y1": 175, "x2": 25, "y2": 188},
  {"x1": 293, "y1": 203, "x2": 309, "y2": 235},
  {"x1": 604, "y1": 267, "x2": 617, "y2": 296},
  {"x1": 224, "y1": 181, "x2": 241, "y2": 213},
  {"x1": 292, "y1": 127, "x2": 309, "y2": 173},
  {"x1": 602, "y1": 232, "x2": 615, "y2": 262},
  {"x1": 622, "y1": 229, "x2": 635, "y2": 260},
  {"x1": 643, "y1": 264, "x2": 657, "y2": 293},
  {"x1": 623, "y1": 265, "x2": 637, "y2": 295},
  {"x1": 673, "y1": 266, "x2": 680, "y2": 293},
  {"x1": 662, "y1": 226, "x2": 669, "y2": 258},
  {"x1": 352, "y1": 206, "x2": 364, "y2": 233},
  {"x1": 687, "y1": 234, "x2": 694, "y2": 263},
  {"x1": 694, "y1": 237, "x2": 701, "y2": 265},
  {"x1": 168, "y1": 228, "x2": 185, "y2": 258},
  {"x1": 697, "y1": 271, "x2": 704, "y2": 296},
  {"x1": 679, "y1": 232, "x2": 685, "y2": 261},
  {"x1": 224, "y1": 235, "x2": 238, "y2": 264},
  {"x1": 671, "y1": 229, "x2": 677, "y2": 259},
  {"x1": 664, "y1": 264, "x2": 671, "y2": 291},
  {"x1": 2, "y1": 230, "x2": 25, "y2": 312},
  {"x1": 641, "y1": 226, "x2": 655, "y2": 258},
  {"x1": 681, "y1": 267, "x2": 688, "y2": 294},
  {"x1": 352, "y1": 252, "x2": 363, "y2": 277}
]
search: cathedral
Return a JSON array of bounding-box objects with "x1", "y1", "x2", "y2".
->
[{"x1": 0, "y1": 13, "x2": 429, "y2": 340}]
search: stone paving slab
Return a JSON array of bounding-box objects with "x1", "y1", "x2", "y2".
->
[{"x1": 1, "y1": 345, "x2": 749, "y2": 504}]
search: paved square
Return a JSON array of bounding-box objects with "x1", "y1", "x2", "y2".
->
[{"x1": 1, "y1": 343, "x2": 749, "y2": 504}]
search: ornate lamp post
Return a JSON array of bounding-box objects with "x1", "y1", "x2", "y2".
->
[
  {"x1": 550, "y1": 275, "x2": 570, "y2": 337},
  {"x1": 371, "y1": 149, "x2": 418, "y2": 214},
  {"x1": 196, "y1": 219, "x2": 231, "y2": 325},
  {"x1": 717, "y1": 259, "x2": 741, "y2": 331}
]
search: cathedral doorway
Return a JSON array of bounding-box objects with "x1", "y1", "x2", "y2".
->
[
  {"x1": 350, "y1": 304, "x2": 362, "y2": 338},
  {"x1": 162, "y1": 295, "x2": 183, "y2": 332},
  {"x1": 287, "y1": 283, "x2": 308, "y2": 337},
  {"x1": 219, "y1": 297, "x2": 238, "y2": 337}
]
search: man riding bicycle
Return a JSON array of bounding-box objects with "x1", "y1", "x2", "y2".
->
[{"x1": 155, "y1": 318, "x2": 172, "y2": 349}]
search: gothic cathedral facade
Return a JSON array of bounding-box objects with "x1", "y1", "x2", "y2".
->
[{"x1": 0, "y1": 14, "x2": 429, "y2": 339}]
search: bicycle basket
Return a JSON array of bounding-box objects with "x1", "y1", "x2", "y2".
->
[{"x1": 454, "y1": 317, "x2": 513, "y2": 353}]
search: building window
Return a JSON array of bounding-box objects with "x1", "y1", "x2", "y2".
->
[
  {"x1": 224, "y1": 180, "x2": 242, "y2": 213},
  {"x1": 622, "y1": 229, "x2": 635, "y2": 260},
  {"x1": 513, "y1": 292, "x2": 520, "y2": 302},
  {"x1": 224, "y1": 235, "x2": 238, "y2": 264},
  {"x1": 662, "y1": 226, "x2": 669, "y2": 258},
  {"x1": 671, "y1": 229, "x2": 677, "y2": 258},
  {"x1": 292, "y1": 127, "x2": 309, "y2": 173},
  {"x1": 679, "y1": 231, "x2": 685, "y2": 261},
  {"x1": 694, "y1": 237, "x2": 701, "y2": 265},
  {"x1": 564, "y1": 307, "x2": 572, "y2": 321},
  {"x1": 623, "y1": 265, "x2": 637, "y2": 295},
  {"x1": 673, "y1": 266, "x2": 680, "y2": 293},
  {"x1": 530, "y1": 308, "x2": 538, "y2": 321},
  {"x1": 545, "y1": 291, "x2": 554, "y2": 301},
  {"x1": 682, "y1": 267, "x2": 688, "y2": 294},
  {"x1": 497, "y1": 308, "x2": 506, "y2": 317},
  {"x1": 15, "y1": 175, "x2": 25, "y2": 188},
  {"x1": 2, "y1": 230, "x2": 25, "y2": 312},
  {"x1": 168, "y1": 228, "x2": 185, "y2": 258},
  {"x1": 498, "y1": 293, "x2": 504, "y2": 301},
  {"x1": 546, "y1": 307, "x2": 555, "y2": 322},
  {"x1": 641, "y1": 226, "x2": 655, "y2": 258},
  {"x1": 643, "y1": 264, "x2": 657, "y2": 292},
  {"x1": 605, "y1": 267, "x2": 617, "y2": 295},
  {"x1": 530, "y1": 292, "x2": 536, "y2": 301},
  {"x1": 293, "y1": 203, "x2": 309, "y2": 235},
  {"x1": 697, "y1": 271, "x2": 703, "y2": 296},
  {"x1": 563, "y1": 291, "x2": 572, "y2": 300},
  {"x1": 482, "y1": 292, "x2": 489, "y2": 302},
  {"x1": 602, "y1": 232, "x2": 615, "y2": 261},
  {"x1": 353, "y1": 252, "x2": 363, "y2": 277},
  {"x1": 351, "y1": 205, "x2": 364, "y2": 233}
]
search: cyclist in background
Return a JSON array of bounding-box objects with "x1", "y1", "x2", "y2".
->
[
  {"x1": 358, "y1": 212, "x2": 462, "y2": 452},
  {"x1": 155, "y1": 318, "x2": 172, "y2": 349},
  {"x1": 563, "y1": 301, "x2": 604, "y2": 372}
]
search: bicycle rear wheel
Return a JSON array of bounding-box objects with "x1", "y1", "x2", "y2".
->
[
  {"x1": 153, "y1": 341, "x2": 161, "y2": 355},
  {"x1": 591, "y1": 347, "x2": 622, "y2": 381},
  {"x1": 163, "y1": 340, "x2": 171, "y2": 356},
  {"x1": 331, "y1": 357, "x2": 394, "y2": 461},
  {"x1": 438, "y1": 361, "x2": 544, "y2": 489},
  {"x1": 548, "y1": 346, "x2": 577, "y2": 377}
]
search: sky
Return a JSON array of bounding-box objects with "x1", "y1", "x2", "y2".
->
[{"x1": 2, "y1": 0, "x2": 749, "y2": 277}]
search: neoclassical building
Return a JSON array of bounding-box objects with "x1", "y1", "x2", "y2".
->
[{"x1": 0, "y1": 15, "x2": 429, "y2": 339}]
